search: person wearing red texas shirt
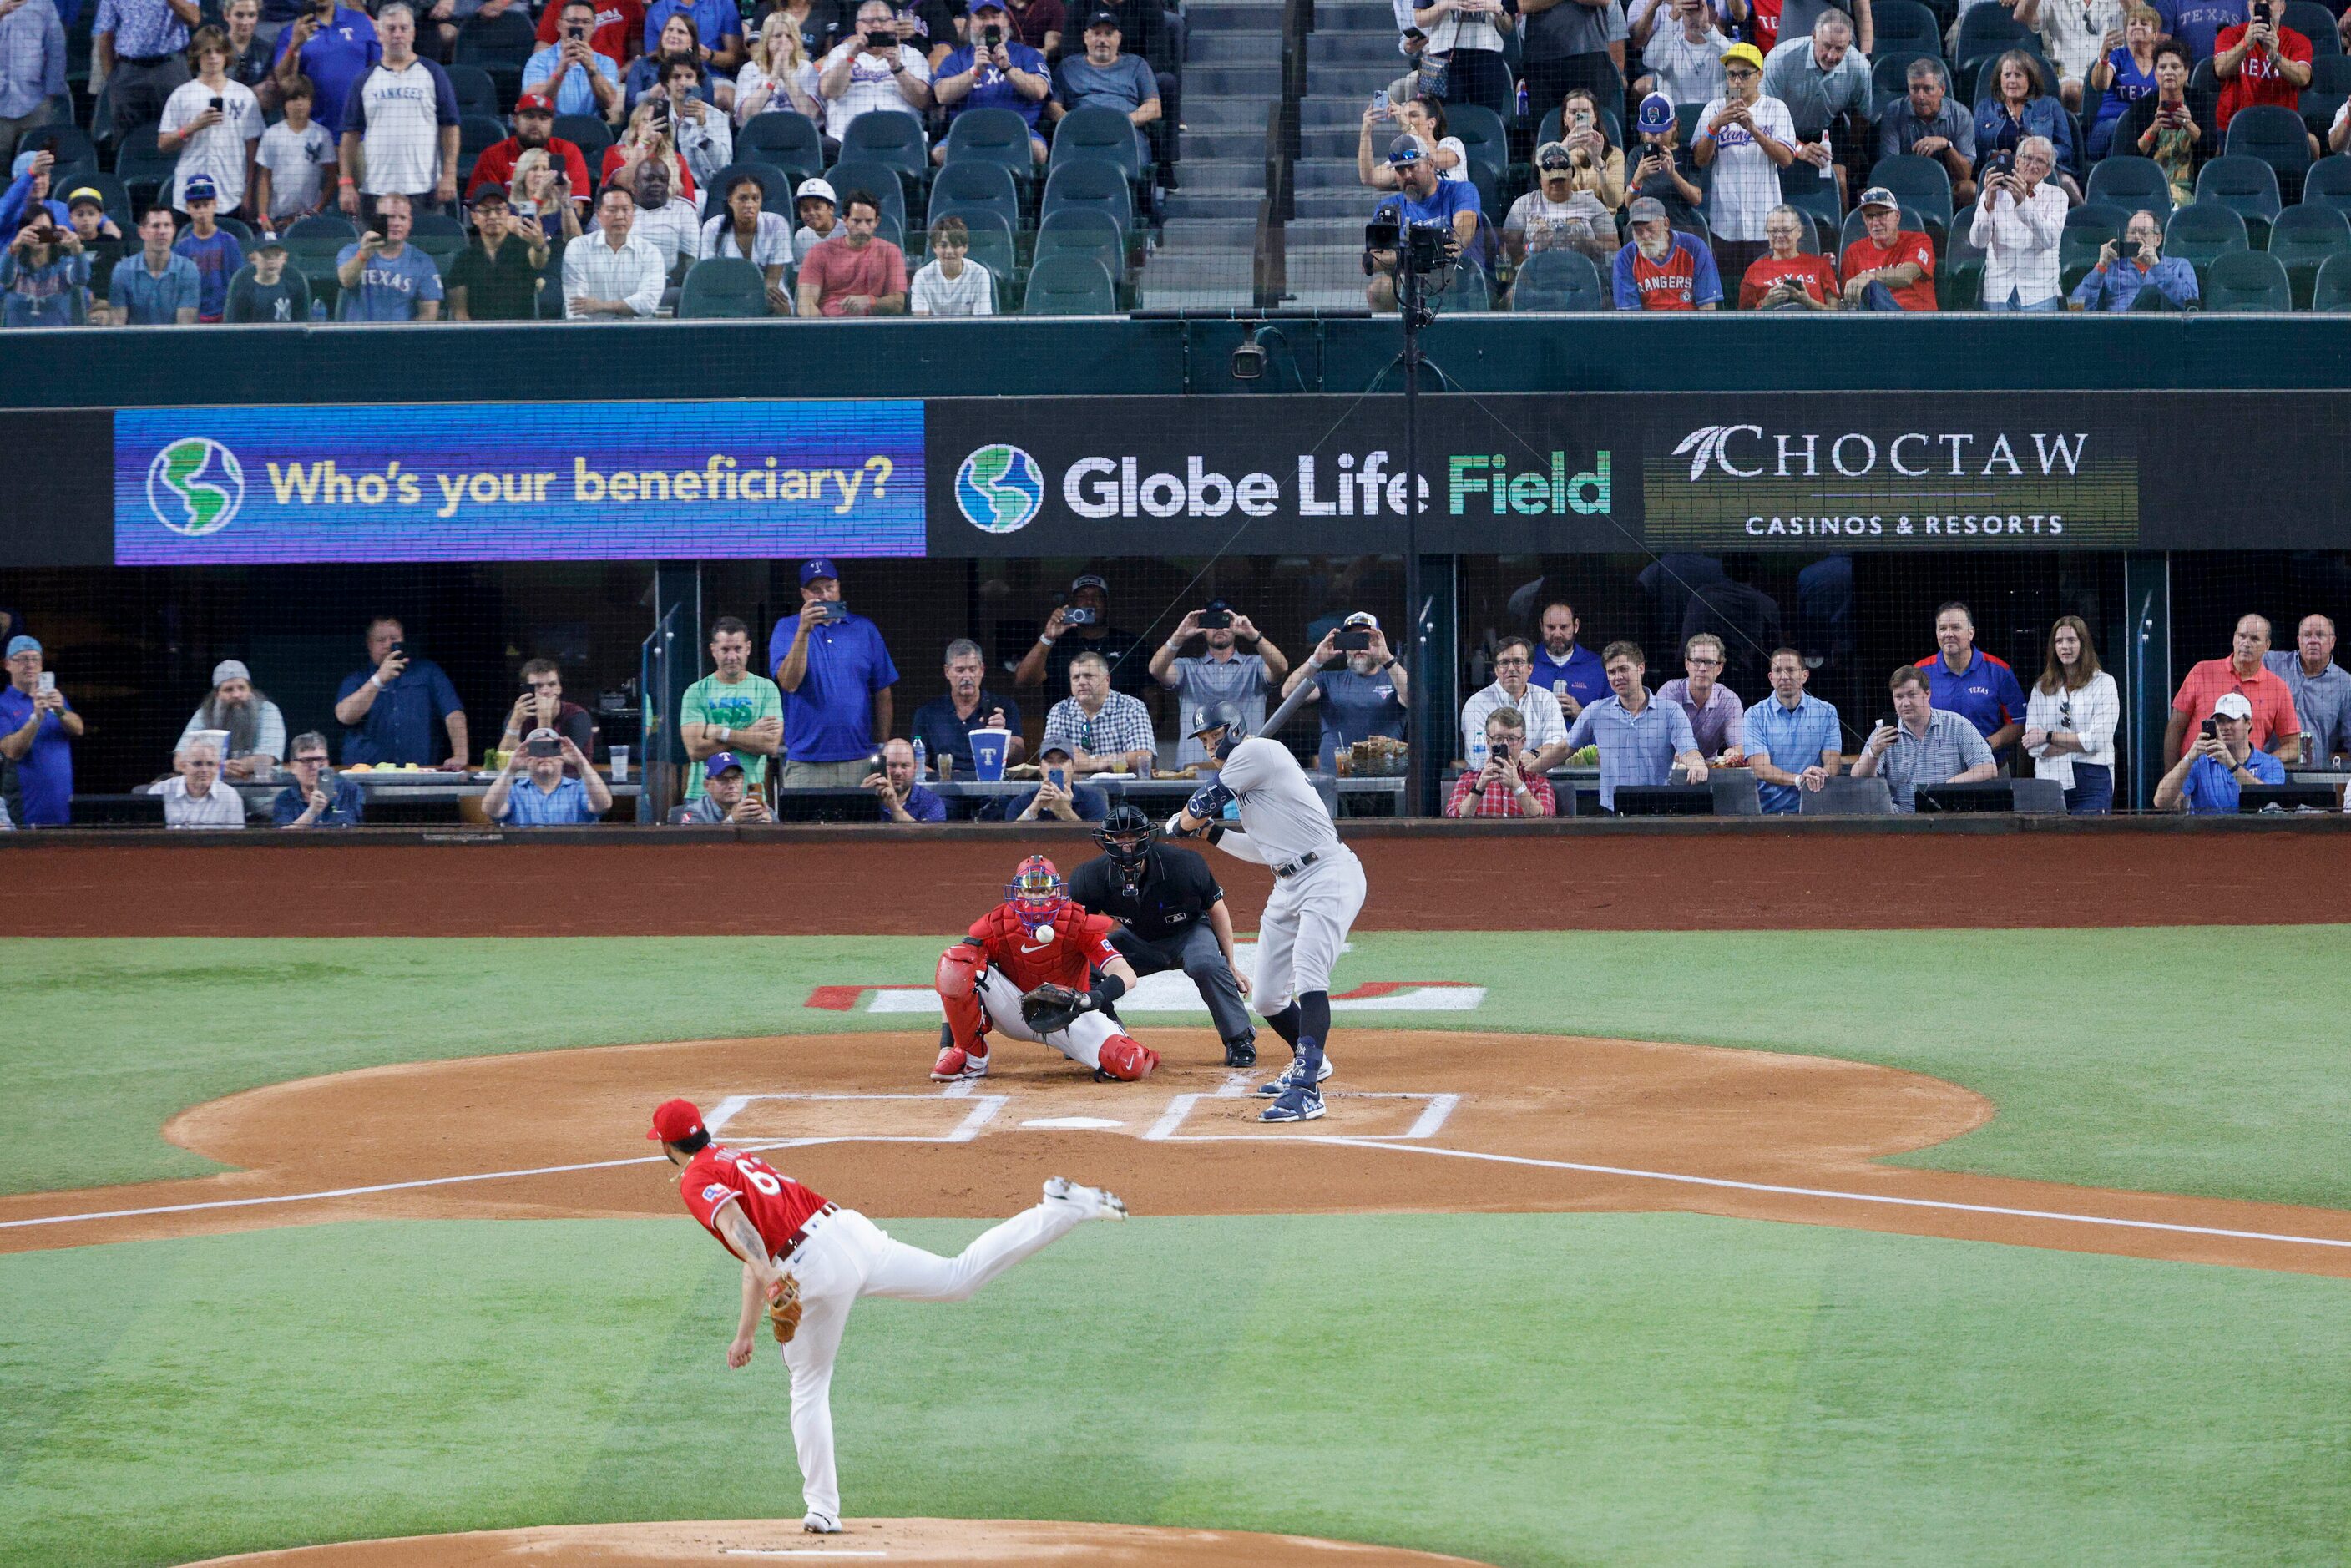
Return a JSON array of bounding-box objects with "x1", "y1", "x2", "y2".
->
[
  {"x1": 536, "y1": 0, "x2": 645, "y2": 68},
  {"x1": 2212, "y1": 0, "x2": 2313, "y2": 137},
  {"x1": 931, "y1": 853, "x2": 1160, "y2": 1084},
  {"x1": 651, "y1": 1097, "x2": 1128, "y2": 1536}
]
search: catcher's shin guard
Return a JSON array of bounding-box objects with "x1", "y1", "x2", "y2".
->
[
  {"x1": 1093, "y1": 1034, "x2": 1160, "y2": 1082},
  {"x1": 935, "y1": 943, "x2": 988, "y2": 1055}
]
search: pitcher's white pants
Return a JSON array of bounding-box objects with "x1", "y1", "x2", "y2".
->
[{"x1": 776, "y1": 1198, "x2": 1092, "y2": 1519}]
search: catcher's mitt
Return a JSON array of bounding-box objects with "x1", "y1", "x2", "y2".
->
[
  {"x1": 767, "y1": 1273, "x2": 803, "y2": 1344},
  {"x1": 1020, "y1": 982, "x2": 1092, "y2": 1034}
]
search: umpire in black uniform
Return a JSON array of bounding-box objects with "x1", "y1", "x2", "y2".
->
[{"x1": 1069, "y1": 805, "x2": 1258, "y2": 1066}]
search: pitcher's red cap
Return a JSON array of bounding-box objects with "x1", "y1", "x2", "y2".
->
[{"x1": 648, "y1": 1098, "x2": 705, "y2": 1142}]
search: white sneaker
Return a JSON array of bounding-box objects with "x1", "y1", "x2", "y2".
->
[
  {"x1": 803, "y1": 1511, "x2": 842, "y2": 1534},
  {"x1": 1043, "y1": 1176, "x2": 1129, "y2": 1221}
]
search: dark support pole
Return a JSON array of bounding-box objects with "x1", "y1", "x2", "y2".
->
[
  {"x1": 644, "y1": 561, "x2": 700, "y2": 823},
  {"x1": 2124, "y1": 550, "x2": 2170, "y2": 811},
  {"x1": 1398, "y1": 257, "x2": 1430, "y2": 816}
]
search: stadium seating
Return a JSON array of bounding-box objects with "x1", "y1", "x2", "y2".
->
[
  {"x1": 1020, "y1": 251, "x2": 1118, "y2": 313},
  {"x1": 678, "y1": 256, "x2": 771, "y2": 316},
  {"x1": 454, "y1": 10, "x2": 538, "y2": 108},
  {"x1": 1048, "y1": 106, "x2": 1147, "y2": 184},
  {"x1": 927, "y1": 159, "x2": 1022, "y2": 236},
  {"x1": 822, "y1": 159, "x2": 910, "y2": 233},
  {"x1": 736, "y1": 112, "x2": 826, "y2": 175},
  {"x1": 2202, "y1": 249, "x2": 2293, "y2": 311},
  {"x1": 939, "y1": 109, "x2": 1039, "y2": 185},
  {"x1": 554, "y1": 114, "x2": 615, "y2": 163},
  {"x1": 447, "y1": 63, "x2": 501, "y2": 121},
  {"x1": 2060, "y1": 201, "x2": 2130, "y2": 291},
  {"x1": 1034, "y1": 206, "x2": 1128, "y2": 287},
  {"x1": 1779, "y1": 164, "x2": 1844, "y2": 241},
  {"x1": 112, "y1": 123, "x2": 174, "y2": 212},
  {"x1": 22, "y1": 122, "x2": 96, "y2": 173},
  {"x1": 2165, "y1": 202, "x2": 2252, "y2": 272},
  {"x1": 1508, "y1": 248, "x2": 1606, "y2": 311},
  {"x1": 1872, "y1": 0, "x2": 1944, "y2": 62},
  {"x1": 1868, "y1": 154, "x2": 1954, "y2": 221},
  {"x1": 1939, "y1": 223, "x2": 1987, "y2": 308},
  {"x1": 72, "y1": 171, "x2": 132, "y2": 228},
  {"x1": 2305, "y1": 156, "x2": 2351, "y2": 215},
  {"x1": 1041, "y1": 159, "x2": 1133, "y2": 240},
  {"x1": 2283, "y1": 0, "x2": 2338, "y2": 53},
  {"x1": 2086, "y1": 155, "x2": 2176, "y2": 213},
  {"x1": 2268, "y1": 204, "x2": 2351, "y2": 306},
  {"x1": 2193, "y1": 155, "x2": 2283, "y2": 245},
  {"x1": 2224, "y1": 106, "x2": 2315, "y2": 200},
  {"x1": 700, "y1": 162, "x2": 796, "y2": 223},
  {"x1": 458, "y1": 114, "x2": 513, "y2": 185},
  {"x1": 2314, "y1": 250, "x2": 2351, "y2": 309},
  {"x1": 839, "y1": 113, "x2": 930, "y2": 183},
  {"x1": 407, "y1": 212, "x2": 470, "y2": 274},
  {"x1": 1448, "y1": 104, "x2": 1509, "y2": 185}
]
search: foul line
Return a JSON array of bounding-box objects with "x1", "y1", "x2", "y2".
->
[{"x1": 1297, "y1": 1137, "x2": 2351, "y2": 1253}]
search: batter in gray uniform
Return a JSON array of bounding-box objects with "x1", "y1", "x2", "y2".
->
[{"x1": 1170, "y1": 702, "x2": 1369, "y2": 1123}]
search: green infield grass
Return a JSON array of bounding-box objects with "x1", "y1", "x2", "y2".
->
[{"x1": 2, "y1": 1213, "x2": 2347, "y2": 1568}]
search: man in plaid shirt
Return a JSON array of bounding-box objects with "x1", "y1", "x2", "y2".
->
[
  {"x1": 1043, "y1": 650, "x2": 1158, "y2": 776},
  {"x1": 1445, "y1": 709, "x2": 1556, "y2": 817},
  {"x1": 1850, "y1": 663, "x2": 1996, "y2": 810}
]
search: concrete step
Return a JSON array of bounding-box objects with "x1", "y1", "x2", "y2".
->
[
  {"x1": 1310, "y1": 28, "x2": 1411, "y2": 62},
  {"x1": 1293, "y1": 186, "x2": 1387, "y2": 220},
  {"x1": 1186, "y1": 0, "x2": 1286, "y2": 26},
  {"x1": 1188, "y1": 29, "x2": 1285, "y2": 61},
  {"x1": 1306, "y1": 61, "x2": 1405, "y2": 98},
  {"x1": 1176, "y1": 128, "x2": 1272, "y2": 159},
  {"x1": 1184, "y1": 93, "x2": 1279, "y2": 130},
  {"x1": 1302, "y1": 124, "x2": 1388, "y2": 159},
  {"x1": 1178, "y1": 159, "x2": 1270, "y2": 192},
  {"x1": 1312, "y1": 1, "x2": 1403, "y2": 29},
  {"x1": 1163, "y1": 190, "x2": 1265, "y2": 220},
  {"x1": 1295, "y1": 155, "x2": 1370, "y2": 189},
  {"x1": 1140, "y1": 250, "x2": 1260, "y2": 307},
  {"x1": 1159, "y1": 215, "x2": 1261, "y2": 248},
  {"x1": 1181, "y1": 63, "x2": 1283, "y2": 94}
]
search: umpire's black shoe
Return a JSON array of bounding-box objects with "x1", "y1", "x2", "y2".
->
[{"x1": 1223, "y1": 1039, "x2": 1258, "y2": 1068}]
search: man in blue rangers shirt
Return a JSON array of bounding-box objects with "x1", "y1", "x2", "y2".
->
[
  {"x1": 332, "y1": 616, "x2": 468, "y2": 767},
  {"x1": 1281, "y1": 613, "x2": 1408, "y2": 771},
  {"x1": 1914, "y1": 600, "x2": 2026, "y2": 759},
  {"x1": 1366, "y1": 134, "x2": 1479, "y2": 312},
  {"x1": 769, "y1": 559, "x2": 901, "y2": 788},
  {"x1": 933, "y1": 0, "x2": 1052, "y2": 164}
]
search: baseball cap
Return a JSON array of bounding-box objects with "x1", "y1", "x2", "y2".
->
[
  {"x1": 5, "y1": 635, "x2": 39, "y2": 659},
  {"x1": 211, "y1": 660, "x2": 251, "y2": 685},
  {"x1": 1534, "y1": 139, "x2": 1572, "y2": 171},
  {"x1": 253, "y1": 234, "x2": 287, "y2": 253},
  {"x1": 1342, "y1": 611, "x2": 1380, "y2": 630},
  {"x1": 1386, "y1": 134, "x2": 1423, "y2": 165},
  {"x1": 1069, "y1": 573, "x2": 1110, "y2": 594},
  {"x1": 183, "y1": 174, "x2": 218, "y2": 203},
  {"x1": 646, "y1": 1098, "x2": 705, "y2": 1143},
  {"x1": 1722, "y1": 41, "x2": 1764, "y2": 71},
  {"x1": 515, "y1": 91, "x2": 555, "y2": 114},
  {"x1": 65, "y1": 185, "x2": 106, "y2": 212},
  {"x1": 1636, "y1": 91, "x2": 1675, "y2": 136},
  {"x1": 471, "y1": 182, "x2": 511, "y2": 206},
  {"x1": 1038, "y1": 738, "x2": 1074, "y2": 760},
  {"x1": 2212, "y1": 692, "x2": 2255, "y2": 721},
  {"x1": 796, "y1": 176, "x2": 837, "y2": 204},
  {"x1": 1858, "y1": 185, "x2": 1900, "y2": 212},
  {"x1": 1084, "y1": 5, "x2": 1121, "y2": 24},
  {"x1": 705, "y1": 750, "x2": 745, "y2": 776},
  {"x1": 1626, "y1": 195, "x2": 1669, "y2": 225},
  {"x1": 9, "y1": 149, "x2": 34, "y2": 179},
  {"x1": 801, "y1": 558, "x2": 840, "y2": 586},
  {"x1": 971, "y1": 0, "x2": 1006, "y2": 13}
]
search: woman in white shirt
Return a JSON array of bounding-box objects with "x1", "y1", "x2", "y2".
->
[
  {"x1": 701, "y1": 170, "x2": 796, "y2": 311},
  {"x1": 737, "y1": 13, "x2": 823, "y2": 125},
  {"x1": 1411, "y1": 0, "x2": 1514, "y2": 116},
  {"x1": 2023, "y1": 615, "x2": 2120, "y2": 814},
  {"x1": 1358, "y1": 93, "x2": 1469, "y2": 189}
]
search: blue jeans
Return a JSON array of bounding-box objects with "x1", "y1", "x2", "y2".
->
[
  {"x1": 2065, "y1": 762, "x2": 2114, "y2": 815},
  {"x1": 1984, "y1": 292, "x2": 2061, "y2": 312},
  {"x1": 1856, "y1": 281, "x2": 1908, "y2": 311}
]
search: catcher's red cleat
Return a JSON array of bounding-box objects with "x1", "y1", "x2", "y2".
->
[
  {"x1": 1092, "y1": 1036, "x2": 1159, "y2": 1082},
  {"x1": 933, "y1": 1044, "x2": 989, "y2": 1082}
]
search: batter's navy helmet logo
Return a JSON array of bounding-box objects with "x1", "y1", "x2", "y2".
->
[{"x1": 956, "y1": 444, "x2": 1046, "y2": 534}]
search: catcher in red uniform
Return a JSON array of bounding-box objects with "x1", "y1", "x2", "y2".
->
[{"x1": 933, "y1": 855, "x2": 1160, "y2": 1083}]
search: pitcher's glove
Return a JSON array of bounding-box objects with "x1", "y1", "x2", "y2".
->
[
  {"x1": 1020, "y1": 982, "x2": 1095, "y2": 1034},
  {"x1": 767, "y1": 1274, "x2": 803, "y2": 1344}
]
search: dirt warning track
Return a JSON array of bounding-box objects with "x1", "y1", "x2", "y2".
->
[{"x1": 8, "y1": 1030, "x2": 2351, "y2": 1278}]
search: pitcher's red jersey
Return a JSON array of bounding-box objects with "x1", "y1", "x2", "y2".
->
[{"x1": 680, "y1": 1144, "x2": 828, "y2": 1262}]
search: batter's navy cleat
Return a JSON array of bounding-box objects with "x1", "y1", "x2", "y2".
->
[
  {"x1": 1044, "y1": 1176, "x2": 1130, "y2": 1220},
  {"x1": 803, "y1": 1512, "x2": 842, "y2": 1534},
  {"x1": 1260, "y1": 1082, "x2": 1325, "y2": 1122},
  {"x1": 1256, "y1": 1049, "x2": 1334, "y2": 1095}
]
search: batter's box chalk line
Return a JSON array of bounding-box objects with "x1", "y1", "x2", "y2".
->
[
  {"x1": 705, "y1": 1091, "x2": 1008, "y2": 1147},
  {"x1": 1145, "y1": 1091, "x2": 1460, "y2": 1143}
]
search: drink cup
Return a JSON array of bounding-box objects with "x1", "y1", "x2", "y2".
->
[
  {"x1": 611, "y1": 745, "x2": 629, "y2": 781},
  {"x1": 970, "y1": 729, "x2": 1010, "y2": 781}
]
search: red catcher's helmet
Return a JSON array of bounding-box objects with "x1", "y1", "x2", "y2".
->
[{"x1": 1006, "y1": 854, "x2": 1067, "y2": 923}]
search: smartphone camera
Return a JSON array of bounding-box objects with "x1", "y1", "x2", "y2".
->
[
  {"x1": 1199, "y1": 606, "x2": 1233, "y2": 630},
  {"x1": 2201, "y1": 716, "x2": 2221, "y2": 740},
  {"x1": 982, "y1": 23, "x2": 1003, "y2": 44},
  {"x1": 209, "y1": 95, "x2": 225, "y2": 113},
  {"x1": 865, "y1": 26, "x2": 897, "y2": 46},
  {"x1": 387, "y1": 640, "x2": 406, "y2": 657},
  {"x1": 1062, "y1": 604, "x2": 1098, "y2": 627},
  {"x1": 525, "y1": 736, "x2": 562, "y2": 757},
  {"x1": 1333, "y1": 629, "x2": 1373, "y2": 652}
]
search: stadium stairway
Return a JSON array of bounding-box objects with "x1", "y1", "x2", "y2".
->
[
  {"x1": 1288, "y1": 0, "x2": 1408, "y2": 308},
  {"x1": 1146, "y1": 0, "x2": 1284, "y2": 306}
]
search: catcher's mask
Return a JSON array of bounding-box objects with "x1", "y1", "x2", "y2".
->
[
  {"x1": 1188, "y1": 701, "x2": 1246, "y2": 763},
  {"x1": 1007, "y1": 854, "x2": 1068, "y2": 925},
  {"x1": 1095, "y1": 804, "x2": 1155, "y2": 895}
]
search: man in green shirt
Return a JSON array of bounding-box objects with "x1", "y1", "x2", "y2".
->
[{"x1": 680, "y1": 615, "x2": 784, "y2": 798}]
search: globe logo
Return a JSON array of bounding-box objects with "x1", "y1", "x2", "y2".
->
[
  {"x1": 956, "y1": 444, "x2": 1045, "y2": 534},
  {"x1": 146, "y1": 438, "x2": 245, "y2": 538}
]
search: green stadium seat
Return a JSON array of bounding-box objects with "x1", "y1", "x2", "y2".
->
[
  {"x1": 2200, "y1": 248, "x2": 2292, "y2": 310},
  {"x1": 1508, "y1": 248, "x2": 1606, "y2": 311},
  {"x1": 822, "y1": 159, "x2": 909, "y2": 234},
  {"x1": 1868, "y1": 154, "x2": 1954, "y2": 222},
  {"x1": 2165, "y1": 201, "x2": 2252, "y2": 274},
  {"x1": 407, "y1": 211, "x2": 469, "y2": 274},
  {"x1": 1019, "y1": 250, "x2": 1117, "y2": 313},
  {"x1": 447, "y1": 63, "x2": 500, "y2": 120},
  {"x1": 940, "y1": 108, "x2": 1039, "y2": 185},
  {"x1": 1049, "y1": 105, "x2": 1147, "y2": 184},
  {"x1": 2267, "y1": 203, "x2": 2351, "y2": 307},
  {"x1": 926, "y1": 159, "x2": 1020, "y2": 235},
  {"x1": 737, "y1": 111, "x2": 825, "y2": 173},
  {"x1": 840, "y1": 111, "x2": 930, "y2": 182},
  {"x1": 2194, "y1": 155, "x2": 2283, "y2": 246},
  {"x1": 553, "y1": 114, "x2": 614, "y2": 163},
  {"x1": 2303, "y1": 154, "x2": 2351, "y2": 216},
  {"x1": 1040, "y1": 159, "x2": 1133, "y2": 240},
  {"x1": 678, "y1": 256, "x2": 771, "y2": 316},
  {"x1": 2223, "y1": 106, "x2": 2314, "y2": 202},
  {"x1": 2313, "y1": 250, "x2": 2351, "y2": 309},
  {"x1": 2086, "y1": 154, "x2": 2174, "y2": 213}
]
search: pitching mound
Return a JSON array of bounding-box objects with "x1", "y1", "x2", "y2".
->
[{"x1": 180, "y1": 1516, "x2": 1498, "y2": 1565}]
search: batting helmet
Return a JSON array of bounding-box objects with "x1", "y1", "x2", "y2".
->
[
  {"x1": 1006, "y1": 854, "x2": 1068, "y2": 923},
  {"x1": 1095, "y1": 803, "x2": 1155, "y2": 865},
  {"x1": 1188, "y1": 701, "x2": 1247, "y2": 762}
]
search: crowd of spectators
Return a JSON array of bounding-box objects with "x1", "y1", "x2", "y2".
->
[
  {"x1": 1362, "y1": 0, "x2": 2351, "y2": 312},
  {"x1": 9, "y1": 574, "x2": 2351, "y2": 830},
  {"x1": 2, "y1": 0, "x2": 1176, "y2": 323}
]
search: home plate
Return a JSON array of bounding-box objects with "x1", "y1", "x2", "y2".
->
[{"x1": 1019, "y1": 1115, "x2": 1126, "y2": 1130}]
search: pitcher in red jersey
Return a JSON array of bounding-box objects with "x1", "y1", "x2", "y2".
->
[
  {"x1": 651, "y1": 1097, "x2": 1128, "y2": 1535},
  {"x1": 932, "y1": 854, "x2": 1160, "y2": 1084}
]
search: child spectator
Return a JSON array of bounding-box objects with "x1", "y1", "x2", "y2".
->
[
  {"x1": 225, "y1": 235, "x2": 312, "y2": 320},
  {"x1": 254, "y1": 74, "x2": 336, "y2": 234},
  {"x1": 171, "y1": 174, "x2": 245, "y2": 321},
  {"x1": 159, "y1": 26, "x2": 265, "y2": 218},
  {"x1": 2, "y1": 210, "x2": 88, "y2": 326},
  {"x1": 910, "y1": 215, "x2": 993, "y2": 315}
]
